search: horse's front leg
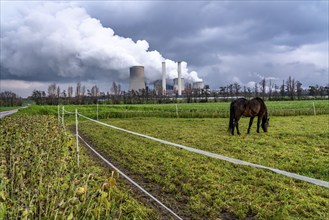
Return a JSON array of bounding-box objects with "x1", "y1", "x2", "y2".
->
[
  {"x1": 231, "y1": 123, "x2": 235, "y2": 135},
  {"x1": 248, "y1": 117, "x2": 254, "y2": 134},
  {"x1": 256, "y1": 116, "x2": 262, "y2": 133},
  {"x1": 235, "y1": 119, "x2": 241, "y2": 135}
]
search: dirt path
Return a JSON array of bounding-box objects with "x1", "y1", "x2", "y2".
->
[{"x1": 0, "y1": 109, "x2": 18, "y2": 118}]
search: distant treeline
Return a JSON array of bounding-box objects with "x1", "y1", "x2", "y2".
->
[
  {"x1": 0, "y1": 91, "x2": 23, "y2": 107},
  {"x1": 27, "y1": 77, "x2": 328, "y2": 105}
]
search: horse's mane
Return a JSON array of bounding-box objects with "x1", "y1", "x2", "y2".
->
[
  {"x1": 254, "y1": 97, "x2": 268, "y2": 120},
  {"x1": 254, "y1": 97, "x2": 267, "y2": 109}
]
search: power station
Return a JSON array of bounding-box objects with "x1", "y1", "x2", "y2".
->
[{"x1": 129, "y1": 61, "x2": 204, "y2": 95}]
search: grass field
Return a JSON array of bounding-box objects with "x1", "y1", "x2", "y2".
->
[
  {"x1": 77, "y1": 115, "x2": 329, "y2": 219},
  {"x1": 4, "y1": 101, "x2": 329, "y2": 219},
  {"x1": 16, "y1": 99, "x2": 329, "y2": 118}
]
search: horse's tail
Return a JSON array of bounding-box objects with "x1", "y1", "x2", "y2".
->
[{"x1": 228, "y1": 101, "x2": 235, "y2": 132}]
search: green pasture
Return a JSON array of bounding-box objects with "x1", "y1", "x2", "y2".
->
[
  {"x1": 77, "y1": 115, "x2": 329, "y2": 219},
  {"x1": 5, "y1": 100, "x2": 329, "y2": 219},
  {"x1": 17, "y1": 99, "x2": 329, "y2": 118}
]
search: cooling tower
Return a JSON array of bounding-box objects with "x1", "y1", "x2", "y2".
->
[
  {"x1": 177, "y1": 62, "x2": 182, "y2": 95},
  {"x1": 193, "y1": 81, "x2": 204, "y2": 89},
  {"x1": 162, "y1": 62, "x2": 166, "y2": 95},
  {"x1": 129, "y1": 66, "x2": 145, "y2": 91}
]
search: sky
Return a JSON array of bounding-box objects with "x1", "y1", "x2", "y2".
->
[{"x1": 1, "y1": 1, "x2": 328, "y2": 98}]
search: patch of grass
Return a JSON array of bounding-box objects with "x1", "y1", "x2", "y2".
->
[
  {"x1": 0, "y1": 106, "x2": 22, "y2": 112},
  {"x1": 77, "y1": 115, "x2": 329, "y2": 219}
]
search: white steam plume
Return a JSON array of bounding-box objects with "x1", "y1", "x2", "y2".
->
[{"x1": 1, "y1": 2, "x2": 202, "y2": 84}]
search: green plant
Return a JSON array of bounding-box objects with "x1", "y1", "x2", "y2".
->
[{"x1": 0, "y1": 115, "x2": 156, "y2": 219}]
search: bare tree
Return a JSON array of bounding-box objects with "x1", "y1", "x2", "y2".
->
[
  {"x1": 254, "y1": 82, "x2": 259, "y2": 97},
  {"x1": 280, "y1": 80, "x2": 285, "y2": 99},
  {"x1": 233, "y1": 82, "x2": 241, "y2": 98},
  {"x1": 82, "y1": 85, "x2": 86, "y2": 97},
  {"x1": 48, "y1": 83, "x2": 57, "y2": 97},
  {"x1": 296, "y1": 81, "x2": 302, "y2": 100},
  {"x1": 48, "y1": 83, "x2": 57, "y2": 104},
  {"x1": 56, "y1": 86, "x2": 60, "y2": 99},
  {"x1": 260, "y1": 78, "x2": 266, "y2": 100},
  {"x1": 76, "y1": 82, "x2": 81, "y2": 97},
  {"x1": 91, "y1": 85, "x2": 99, "y2": 97},
  {"x1": 68, "y1": 86, "x2": 73, "y2": 98},
  {"x1": 268, "y1": 80, "x2": 273, "y2": 100},
  {"x1": 286, "y1": 76, "x2": 295, "y2": 100}
]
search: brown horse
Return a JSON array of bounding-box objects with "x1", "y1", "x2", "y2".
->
[{"x1": 228, "y1": 97, "x2": 269, "y2": 135}]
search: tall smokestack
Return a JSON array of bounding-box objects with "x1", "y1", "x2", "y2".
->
[
  {"x1": 162, "y1": 62, "x2": 166, "y2": 95},
  {"x1": 178, "y1": 61, "x2": 182, "y2": 96}
]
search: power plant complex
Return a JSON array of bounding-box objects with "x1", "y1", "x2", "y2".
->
[{"x1": 129, "y1": 61, "x2": 204, "y2": 95}]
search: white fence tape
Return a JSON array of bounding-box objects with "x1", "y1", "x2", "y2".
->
[
  {"x1": 63, "y1": 109, "x2": 74, "y2": 114},
  {"x1": 78, "y1": 134, "x2": 183, "y2": 220},
  {"x1": 78, "y1": 113, "x2": 329, "y2": 189}
]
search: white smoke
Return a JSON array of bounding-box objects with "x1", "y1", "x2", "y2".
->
[{"x1": 1, "y1": 2, "x2": 202, "y2": 84}]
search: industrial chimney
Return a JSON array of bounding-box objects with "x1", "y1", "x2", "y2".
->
[
  {"x1": 129, "y1": 66, "x2": 145, "y2": 91},
  {"x1": 177, "y1": 61, "x2": 182, "y2": 96},
  {"x1": 162, "y1": 62, "x2": 166, "y2": 95}
]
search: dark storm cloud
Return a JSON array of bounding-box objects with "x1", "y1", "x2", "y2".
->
[
  {"x1": 1, "y1": 1, "x2": 328, "y2": 96},
  {"x1": 85, "y1": 1, "x2": 327, "y2": 54},
  {"x1": 81, "y1": 1, "x2": 328, "y2": 88}
]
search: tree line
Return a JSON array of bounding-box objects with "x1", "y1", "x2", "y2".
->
[
  {"x1": 26, "y1": 76, "x2": 328, "y2": 106},
  {"x1": 0, "y1": 91, "x2": 23, "y2": 107},
  {"x1": 218, "y1": 76, "x2": 328, "y2": 101}
]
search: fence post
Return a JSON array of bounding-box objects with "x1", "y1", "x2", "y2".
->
[
  {"x1": 75, "y1": 109, "x2": 80, "y2": 168},
  {"x1": 97, "y1": 103, "x2": 99, "y2": 121},
  {"x1": 62, "y1": 106, "x2": 65, "y2": 127},
  {"x1": 58, "y1": 105, "x2": 60, "y2": 124},
  {"x1": 176, "y1": 104, "x2": 179, "y2": 118},
  {"x1": 312, "y1": 102, "x2": 316, "y2": 115}
]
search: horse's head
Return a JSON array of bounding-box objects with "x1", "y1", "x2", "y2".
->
[{"x1": 262, "y1": 118, "x2": 270, "y2": 132}]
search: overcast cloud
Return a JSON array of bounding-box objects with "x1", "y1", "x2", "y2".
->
[{"x1": 1, "y1": 1, "x2": 328, "y2": 97}]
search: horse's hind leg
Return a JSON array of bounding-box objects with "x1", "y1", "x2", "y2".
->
[{"x1": 248, "y1": 117, "x2": 254, "y2": 134}]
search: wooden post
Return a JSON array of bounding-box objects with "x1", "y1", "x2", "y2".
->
[
  {"x1": 58, "y1": 105, "x2": 60, "y2": 124},
  {"x1": 62, "y1": 106, "x2": 65, "y2": 127},
  {"x1": 313, "y1": 102, "x2": 316, "y2": 115},
  {"x1": 75, "y1": 109, "x2": 80, "y2": 168}
]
